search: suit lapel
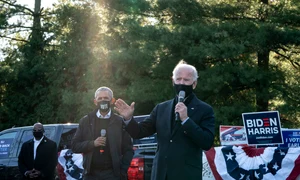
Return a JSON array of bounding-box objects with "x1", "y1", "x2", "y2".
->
[
  {"x1": 107, "y1": 114, "x2": 120, "y2": 160},
  {"x1": 168, "y1": 98, "x2": 181, "y2": 137},
  {"x1": 187, "y1": 97, "x2": 199, "y2": 118},
  {"x1": 29, "y1": 140, "x2": 34, "y2": 161},
  {"x1": 88, "y1": 113, "x2": 96, "y2": 138},
  {"x1": 107, "y1": 114, "x2": 116, "y2": 149},
  {"x1": 166, "y1": 100, "x2": 175, "y2": 137},
  {"x1": 108, "y1": 113, "x2": 117, "y2": 126},
  {"x1": 34, "y1": 137, "x2": 47, "y2": 162}
]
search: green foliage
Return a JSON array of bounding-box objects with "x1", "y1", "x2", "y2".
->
[
  {"x1": 44, "y1": 1, "x2": 103, "y2": 123},
  {"x1": 88, "y1": 0, "x2": 300, "y2": 146},
  {"x1": 0, "y1": 0, "x2": 299, "y2": 146}
]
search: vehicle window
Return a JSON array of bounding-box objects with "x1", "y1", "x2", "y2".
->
[
  {"x1": 0, "y1": 131, "x2": 17, "y2": 159},
  {"x1": 17, "y1": 127, "x2": 56, "y2": 155},
  {"x1": 20, "y1": 130, "x2": 34, "y2": 143},
  {"x1": 132, "y1": 115, "x2": 157, "y2": 146},
  {"x1": 44, "y1": 127, "x2": 57, "y2": 140},
  {"x1": 58, "y1": 128, "x2": 77, "y2": 151}
]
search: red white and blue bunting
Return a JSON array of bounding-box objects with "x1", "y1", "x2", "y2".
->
[{"x1": 206, "y1": 146, "x2": 300, "y2": 180}]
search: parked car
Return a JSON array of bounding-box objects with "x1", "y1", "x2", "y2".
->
[
  {"x1": 127, "y1": 115, "x2": 156, "y2": 180},
  {"x1": 0, "y1": 123, "x2": 78, "y2": 179}
]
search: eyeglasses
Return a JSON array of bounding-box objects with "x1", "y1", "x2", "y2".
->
[{"x1": 33, "y1": 129, "x2": 44, "y2": 132}]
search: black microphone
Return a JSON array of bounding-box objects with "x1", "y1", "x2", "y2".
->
[
  {"x1": 175, "y1": 91, "x2": 185, "y2": 121},
  {"x1": 100, "y1": 129, "x2": 106, "y2": 154}
]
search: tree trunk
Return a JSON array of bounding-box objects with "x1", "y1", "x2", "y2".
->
[
  {"x1": 255, "y1": 0, "x2": 270, "y2": 112},
  {"x1": 256, "y1": 50, "x2": 269, "y2": 111},
  {"x1": 31, "y1": 0, "x2": 43, "y2": 54},
  {"x1": 261, "y1": 0, "x2": 268, "y2": 4}
]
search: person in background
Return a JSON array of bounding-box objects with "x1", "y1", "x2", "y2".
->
[
  {"x1": 18, "y1": 122, "x2": 57, "y2": 180},
  {"x1": 71, "y1": 86, "x2": 133, "y2": 180},
  {"x1": 114, "y1": 60, "x2": 215, "y2": 180}
]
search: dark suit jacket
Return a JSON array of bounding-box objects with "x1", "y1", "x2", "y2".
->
[
  {"x1": 18, "y1": 136, "x2": 58, "y2": 180},
  {"x1": 71, "y1": 110, "x2": 134, "y2": 177},
  {"x1": 126, "y1": 95, "x2": 215, "y2": 180}
]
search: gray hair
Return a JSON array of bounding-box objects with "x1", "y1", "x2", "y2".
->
[
  {"x1": 172, "y1": 60, "x2": 198, "y2": 81},
  {"x1": 94, "y1": 87, "x2": 114, "y2": 99}
]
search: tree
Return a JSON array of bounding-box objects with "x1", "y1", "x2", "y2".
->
[
  {"x1": 0, "y1": 0, "x2": 58, "y2": 128},
  {"x1": 89, "y1": 0, "x2": 300, "y2": 137},
  {"x1": 0, "y1": 0, "x2": 299, "y2": 136},
  {"x1": 45, "y1": 1, "x2": 102, "y2": 123}
]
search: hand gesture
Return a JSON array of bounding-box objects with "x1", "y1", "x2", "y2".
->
[
  {"x1": 94, "y1": 137, "x2": 106, "y2": 147},
  {"x1": 175, "y1": 102, "x2": 188, "y2": 121},
  {"x1": 28, "y1": 169, "x2": 41, "y2": 178},
  {"x1": 114, "y1": 99, "x2": 135, "y2": 120}
]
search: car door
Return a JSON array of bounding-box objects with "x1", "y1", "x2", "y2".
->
[
  {"x1": 58, "y1": 126, "x2": 77, "y2": 151},
  {"x1": 9, "y1": 126, "x2": 57, "y2": 179},
  {"x1": 0, "y1": 129, "x2": 20, "y2": 180},
  {"x1": 7, "y1": 127, "x2": 32, "y2": 179}
]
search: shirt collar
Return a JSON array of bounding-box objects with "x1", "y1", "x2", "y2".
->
[
  {"x1": 96, "y1": 109, "x2": 111, "y2": 119},
  {"x1": 34, "y1": 136, "x2": 44, "y2": 142}
]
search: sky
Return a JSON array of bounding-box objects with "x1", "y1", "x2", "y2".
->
[
  {"x1": 17, "y1": 0, "x2": 58, "y2": 9},
  {"x1": 0, "y1": 0, "x2": 58, "y2": 60},
  {"x1": 11, "y1": 0, "x2": 58, "y2": 24}
]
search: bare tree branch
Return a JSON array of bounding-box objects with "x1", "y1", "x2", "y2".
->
[
  {"x1": 0, "y1": 24, "x2": 32, "y2": 30},
  {"x1": 289, "y1": 60, "x2": 300, "y2": 69},
  {"x1": 273, "y1": 49, "x2": 300, "y2": 70},
  {"x1": 273, "y1": 50, "x2": 290, "y2": 59},
  {"x1": 0, "y1": 0, "x2": 34, "y2": 14},
  {"x1": 0, "y1": 35, "x2": 29, "y2": 43}
]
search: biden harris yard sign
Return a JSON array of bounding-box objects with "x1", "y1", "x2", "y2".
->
[{"x1": 242, "y1": 111, "x2": 283, "y2": 145}]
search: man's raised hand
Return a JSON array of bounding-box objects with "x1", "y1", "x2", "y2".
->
[{"x1": 114, "y1": 99, "x2": 135, "y2": 121}]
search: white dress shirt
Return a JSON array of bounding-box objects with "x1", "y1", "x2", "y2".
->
[
  {"x1": 33, "y1": 136, "x2": 44, "y2": 160},
  {"x1": 96, "y1": 109, "x2": 111, "y2": 119}
]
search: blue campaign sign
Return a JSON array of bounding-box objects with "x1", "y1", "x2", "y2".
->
[
  {"x1": 0, "y1": 138, "x2": 13, "y2": 158},
  {"x1": 242, "y1": 111, "x2": 283, "y2": 145},
  {"x1": 279, "y1": 129, "x2": 300, "y2": 148}
]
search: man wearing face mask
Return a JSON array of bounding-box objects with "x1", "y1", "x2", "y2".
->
[
  {"x1": 114, "y1": 60, "x2": 215, "y2": 180},
  {"x1": 18, "y1": 123, "x2": 58, "y2": 180},
  {"x1": 71, "y1": 87, "x2": 133, "y2": 180}
]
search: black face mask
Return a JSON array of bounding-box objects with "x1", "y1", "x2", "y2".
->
[
  {"x1": 33, "y1": 131, "x2": 43, "y2": 139},
  {"x1": 173, "y1": 83, "x2": 194, "y2": 97},
  {"x1": 98, "y1": 101, "x2": 110, "y2": 113}
]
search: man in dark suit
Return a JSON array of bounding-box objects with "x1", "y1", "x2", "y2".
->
[
  {"x1": 18, "y1": 123, "x2": 58, "y2": 180},
  {"x1": 115, "y1": 60, "x2": 215, "y2": 180},
  {"x1": 71, "y1": 86, "x2": 133, "y2": 180}
]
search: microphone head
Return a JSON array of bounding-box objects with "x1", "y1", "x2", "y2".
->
[
  {"x1": 179, "y1": 91, "x2": 185, "y2": 98},
  {"x1": 178, "y1": 91, "x2": 185, "y2": 102},
  {"x1": 100, "y1": 129, "x2": 106, "y2": 137}
]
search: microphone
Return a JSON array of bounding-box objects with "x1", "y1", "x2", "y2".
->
[
  {"x1": 100, "y1": 129, "x2": 106, "y2": 154},
  {"x1": 175, "y1": 91, "x2": 185, "y2": 121}
]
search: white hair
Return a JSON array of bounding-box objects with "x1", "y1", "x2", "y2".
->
[
  {"x1": 94, "y1": 87, "x2": 113, "y2": 99},
  {"x1": 172, "y1": 60, "x2": 198, "y2": 81}
]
